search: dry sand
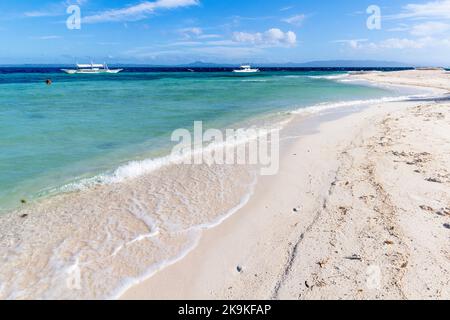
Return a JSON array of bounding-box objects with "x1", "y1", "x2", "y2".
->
[{"x1": 122, "y1": 70, "x2": 450, "y2": 300}]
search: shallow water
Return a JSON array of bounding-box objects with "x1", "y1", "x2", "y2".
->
[{"x1": 0, "y1": 71, "x2": 398, "y2": 211}]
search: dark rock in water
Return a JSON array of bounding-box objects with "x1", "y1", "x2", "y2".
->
[
  {"x1": 97, "y1": 142, "x2": 116, "y2": 150},
  {"x1": 29, "y1": 113, "x2": 45, "y2": 119},
  {"x1": 20, "y1": 199, "x2": 27, "y2": 204}
]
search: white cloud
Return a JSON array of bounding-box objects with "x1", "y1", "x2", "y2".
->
[
  {"x1": 164, "y1": 41, "x2": 203, "y2": 47},
  {"x1": 31, "y1": 35, "x2": 62, "y2": 40},
  {"x1": 280, "y1": 6, "x2": 294, "y2": 12},
  {"x1": 178, "y1": 27, "x2": 221, "y2": 40},
  {"x1": 203, "y1": 40, "x2": 236, "y2": 46},
  {"x1": 334, "y1": 38, "x2": 421, "y2": 50},
  {"x1": 83, "y1": 0, "x2": 199, "y2": 23},
  {"x1": 125, "y1": 27, "x2": 296, "y2": 61},
  {"x1": 333, "y1": 39, "x2": 368, "y2": 49},
  {"x1": 197, "y1": 34, "x2": 221, "y2": 39},
  {"x1": 335, "y1": 37, "x2": 450, "y2": 50},
  {"x1": 25, "y1": 11, "x2": 59, "y2": 18},
  {"x1": 25, "y1": 0, "x2": 87, "y2": 17},
  {"x1": 388, "y1": 23, "x2": 410, "y2": 32},
  {"x1": 377, "y1": 38, "x2": 426, "y2": 49},
  {"x1": 232, "y1": 28, "x2": 297, "y2": 47},
  {"x1": 123, "y1": 44, "x2": 262, "y2": 61},
  {"x1": 179, "y1": 27, "x2": 203, "y2": 38},
  {"x1": 392, "y1": 0, "x2": 450, "y2": 20},
  {"x1": 410, "y1": 21, "x2": 450, "y2": 36},
  {"x1": 377, "y1": 37, "x2": 450, "y2": 49},
  {"x1": 282, "y1": 14, "x2": 306, "y2": 26}
]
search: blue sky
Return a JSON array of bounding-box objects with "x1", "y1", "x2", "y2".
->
[{"x1": 1, "y1": 0, "x2": 450, "y2": 65}]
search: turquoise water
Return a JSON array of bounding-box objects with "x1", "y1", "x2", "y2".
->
[{"x1": 0, "y1": 71, "x2": 399, "y2": 210}]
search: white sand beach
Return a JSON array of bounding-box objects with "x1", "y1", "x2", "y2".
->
[{"x1": 122, "y1": 70, "x2": 450, "y2": 300}]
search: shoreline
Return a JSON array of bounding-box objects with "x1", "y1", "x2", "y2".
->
[
  {"x1": 0, "y1": 89, "x2": 426, "y2": 215},
  {"x1": 0, "y1": 71, "x2": 426, "y2": 215},
  {"x1": 121, "y1": 70, "x2": 450, "y2": 300}
]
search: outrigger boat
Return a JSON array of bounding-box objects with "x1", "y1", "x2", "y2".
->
[
  {"x1": 232, "y1": 65, "x2": 260, "y2": 74},
  {"x1": 61, "y1": 63, "x2": 123, "y2": 74}
]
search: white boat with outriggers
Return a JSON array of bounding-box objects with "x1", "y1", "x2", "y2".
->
[
  {"x1": 61, "y1": 63, "x2": 123, "y2": 74},
  {"x1": 232, "y1": 65, "x2": 260, "y2": 74}
]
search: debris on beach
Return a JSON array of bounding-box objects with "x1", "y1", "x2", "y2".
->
[
  {"x1": 338, "y1": 206, "x2": 349, "y2": 215},
  {"x1": 419, "y1": 205, "x2": 434, "y2": 212},
  {"x1": 441, "y1": 208, "x2": 450, "y2": 216},
  {"x1": 345, "y1": 254, "x2": 362, "y2": 261},
  {"x1": 317, "y1": 259, "x2": 329, "y2": 268}
]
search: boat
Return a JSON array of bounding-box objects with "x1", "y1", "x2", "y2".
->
[
  {"x1": 232, "y1": 65, "x2": 260, "y2": 74},
  {"x1": 61, "y1": 63, "x2": 123, "y2": 74}
]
